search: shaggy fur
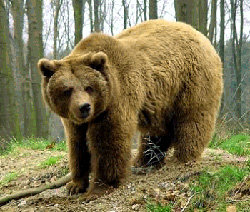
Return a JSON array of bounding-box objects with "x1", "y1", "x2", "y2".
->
[{"x1": 38, "y1": 20, "x2": 223, "y2": 198}]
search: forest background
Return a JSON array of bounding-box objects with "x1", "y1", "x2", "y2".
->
[{"x1": 0, "y1": 0, "x2": 249, "y2": 146}]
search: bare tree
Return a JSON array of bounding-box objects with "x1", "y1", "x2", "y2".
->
[
  {"x1": 209, "y1": 0, "x2": 217, "y2": 43},
  {"x1": 72, "y1": 0, "x2": 83, "y2": 45},
  {"x1": 149, "y1": 0, "x2": 157, "y2": 19},
  {"x1": 0, "y1": 0, "x2": 21, "y2": 140},
  {"x1": 88, "y1": 0, "x2": 94, "y2": 32},
  {"x1": 94, "y1": 0, "x2": 100, "y2": 32},
  {"x1": 230, "y1": 0, "x2": 244, "y2": 119},
  {"x1": 26, "y1": 0, "x2": 49, "y2": 138},
  {"x1": 122, "y1": 0, "x2": 128, "y2": 29},
  {"x1": 219, "y1": 0, "x2": 225, "y2": 113},
  {"x1": 53, "y1": 0, "x2": 62, "y2": 58},
  {"x1": 110, "y1": 0, "x2": 114, "y2": 35},
  {"x1": 10, "y1": 0, "x2": 32, "y2": 137},
  {"x1": 144, "y1": 0, "x2": 147, "y2": 21},
  {"x1": 174, "y1": 0, "x2": 208, "y2": 35}
]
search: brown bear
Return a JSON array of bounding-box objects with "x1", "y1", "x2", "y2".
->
[{"x1": 38, "y1": 20, "x2": 223, "y2": 199}]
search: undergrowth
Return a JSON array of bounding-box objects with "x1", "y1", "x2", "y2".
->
[
  {"x1": 38, "y1": 156, "x2": 64, "y2": 168},
  {"x1": 189, "y1": 165, "x2": 249, "y2": 211},
  {"x1": 210, "y1": 133, "x2": 249, "y2": 156},
  {"x1": 0, "y1": 172, "x2": 19, "y2": 186},
  {"x1": 0, "y1": 137, "x2": 67, "y2": 156}
]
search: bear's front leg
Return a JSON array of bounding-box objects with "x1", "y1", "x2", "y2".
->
[
  {"x1": 82, "y1": 114, "x2": 136, "y2": 200},
  {"x1": 62, "y1": 119, "x2": 91, "y2": 195}
]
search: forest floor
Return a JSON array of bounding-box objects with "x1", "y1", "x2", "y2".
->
[{"x1": 0, "y1": 135, "x2": 249, "y2": 212}]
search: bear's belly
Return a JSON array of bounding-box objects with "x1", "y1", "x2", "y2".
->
[{"x1": 138, "y1": 109, "x2": 170, "y2": 136}]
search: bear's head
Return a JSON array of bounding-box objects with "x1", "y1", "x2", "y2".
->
[{"x1": 38, "y1": 52, "x2": 110, "y2": 124}]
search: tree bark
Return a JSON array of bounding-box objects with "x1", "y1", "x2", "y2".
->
[
  {"x1": 174, "y1": 0, "x2": 208, "y2": 35},
  {"x1": 209, "y1": 0, "x2": 217, "y2": 43},
  {"x1": 149, "y1": 0, "x2": 157, "y2": 19},
  {"x1": 53, "y1": 0, "x2": 62, "y2": 58},
  {"x1": 11, "y1": 0, "x2": 29, "y2": 138},
  {"x1": 144, "y1": 0, "x2": 147, "y2": 21},
  {"x1": 88, "y1": 0, "x2": 94, "y2": 32},
  {"x1": 219, "y1": 0, "x2": 225, "y2": 114},
  {"x1": 26, "y1": 0, "x2": 49, "y2": 138},
  {"x1": 0, "y1": 0, "x2": 18, "y2": 139},
  {"x1": 110, "y1": 0, "x2": 114, "y2": 35},
  {"x1": 94, "y1": 0, "x2": 100, "y2": 32},
  {"x1": 122, "y1": 0, "x2": 128, "y2": 29},
  {"x1": 72, "y1": 0, "x2": 83, "y2": 45},
  {"x1": 230, "y1": 0, "x2": 243, "y2": 119}
]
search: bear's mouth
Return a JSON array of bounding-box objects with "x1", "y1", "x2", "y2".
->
[{"x1": 70, "y1": 113, "x2": 91, "y2": 125}]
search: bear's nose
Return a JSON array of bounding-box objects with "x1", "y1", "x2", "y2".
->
[{"x1": 79, "y1": 103, "x2": 91, "y2": 118}]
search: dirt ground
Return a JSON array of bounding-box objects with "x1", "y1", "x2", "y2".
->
[{"x1": 0, "y1": 147, "x2": 248, "y2": 212}]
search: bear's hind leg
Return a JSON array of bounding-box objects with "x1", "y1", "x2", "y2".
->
[
  {"x1": 134, "y1": 134, "x2": 171, "y2": 167},
  {"x1": 173, "y1": 112, "x2": 215, "y2": 163}
]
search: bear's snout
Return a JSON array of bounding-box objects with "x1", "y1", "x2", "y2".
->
[{"x1": 79, "y1": 103, "x2": 91, "y2": 118}]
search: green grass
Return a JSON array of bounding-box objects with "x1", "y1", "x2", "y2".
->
[
  {"x1": 189, "y1": 165, "x2": 249, "y2": 211},
  {"x1": 147, "y1": 202, "x2": 173, "y2": 212},
  {"x1": 0, "y1": 137, "x2": 67, "y2": 156},
  {"x1": 146, "y1": 164, "x2": 249, "y2": 211},
  {"x1": 38, "y1": 156, "x2": 63, "y2": 168},
  {"x1": 210, "y1": 134, "x2": 250, "y2": 156},
  {"x1": 0, "y1": 172, "x2": 19, "y2": 186}
]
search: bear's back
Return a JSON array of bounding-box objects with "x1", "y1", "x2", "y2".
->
[{"x1": 116, "y1": 19, "x2": 222, "y2": 78}]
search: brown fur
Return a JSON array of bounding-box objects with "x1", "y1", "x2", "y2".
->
[{"x1": 37, "y1": 20, "x2": 223, "y2": 198}]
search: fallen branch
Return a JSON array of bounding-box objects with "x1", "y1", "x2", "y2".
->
[
  {"x1": 181, "y1": 194, "x2": 195, "y2": 212},
  {"x1": 0, "y1": 173, "x2": 71, "y2": 206}
]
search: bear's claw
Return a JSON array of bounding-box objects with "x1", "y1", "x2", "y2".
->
[
  {"x1": 79, "y1": 182, "x2": 114, "y2": 202},
  {"x1": 66, "y1": 181, "x2": 88, "y2": 195}
]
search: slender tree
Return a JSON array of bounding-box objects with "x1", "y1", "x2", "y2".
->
[
  {"x1": 88, "y1": 0, "x2": 94, "y2": 32},
  {"x1": 110, "y1": 0, "x2": 114, "y2": 35},
  {"x1": 53, "y1": 0, "x2": 62, "y2": 58},
  {"x1": 230, "y1": 0, "x2": 244, "y2": 119},
  {"x1": 26, "y1": 0, "x2": 49, "y2": 138},
  {"x1": 94, "y1": 0, "x2": 100, "y2": 32},
  {"x1": 72, "y1": 0, "x2": 83, "y2": 45},
  {"x1": 219, "y1": 0, "x2": 225, "y2": 113},
  {"x1": 122, "y1": 0, "x2": 128, "y2": 29},
  {"x1": 174, "y1": 0, "x2": 208, "y2": 35},
  {"x1": 10, "y1": 0, "x2": 30, "y2": 137},
  {"x1": 144, "y1": 0, "x2": 147, "y2": 21},
  {"x1": 149, "y1": 0, "x2": 157, "y2": 19},
  {"x1": 0, "y1": 0, "x2": 20, "y2": 139},
  {"x1": 209, "y1": 0, "x2": 217, "y2": 43}
]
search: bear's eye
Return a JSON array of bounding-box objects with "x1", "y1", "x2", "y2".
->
[
  {"x1": 63, "y1": 87, "x2": 73, "y2": 96},
  {"x1": 85, "y1": 86, "x2": 93, "y2": 94}
]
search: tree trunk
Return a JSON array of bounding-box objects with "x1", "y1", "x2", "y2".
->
[
  {"x1": 144, "y1": 0, "x2": 147, "y2": 21},
  {"x1": 110, "y1": 0, "x2": 114, "y2": 35},
  {"x1": 26, "y1": 0, "x2": 49, "y2": 138},
  {"x1": 11, "y1": 0, "x2": 30, "y2": 138},
  {"x1": 219, "y1": 0, "x2": 225, "y2": 114},
  {"x1": 88, "y1": 0, "x2": 93, "y2": 32},
  {"x1": 0, "y1": 0, "x2": 18, "y2": 139},
  {"x1": 209, "y1": 0, "x2": 217, "y2": 42},
  {"x1": 53, "y1": 0, "x2": 62, "y2": 58},
  {"x1": 94, "y1": 0, "x2": 100, "y2": 32},
  {"x1": 72, "y1": 0, "x2": 83, "y2": 45},
  {"x1": 174, "y1": 0, "x2": 208, "y2": 35},
  {"x1": 122, "y1": 0, "x2": 128, "y2": 29},
  {"x1": 230, "y1": 0, "x2": 243, "y2": 119},
  {"x1": 149, "y1": 0, "x2": 157, "y2": 19},
  {"x1": 198, "y1": 0, "x2": 208, "y2": 36}
]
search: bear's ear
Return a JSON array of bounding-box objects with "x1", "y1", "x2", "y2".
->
[
  {"x1": 89, "y1": 52, "x2": 108, "y2": 72},
  {"x1": 38, "y1": 59, "x2": 55, "y2": 78}
]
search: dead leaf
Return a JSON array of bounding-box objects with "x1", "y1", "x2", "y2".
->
[{"x1": 226, "y1": 205, "x2": 236, "y2": 212}]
